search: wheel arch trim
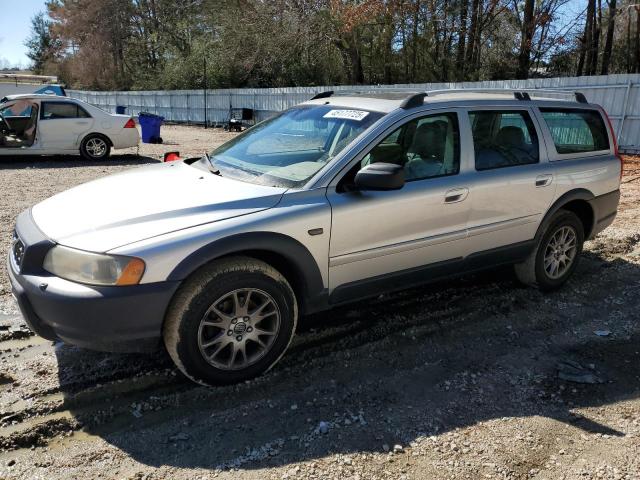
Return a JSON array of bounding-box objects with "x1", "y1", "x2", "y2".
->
[
  {"x1": 166, "y1": 232, "x2": 327, "y2": 314},
  {"x1": 536, "y1": 189, "x2": 595, "y2": 242},
  {"x1": 80, "y1": 132, "x2": 113, "y2": 147}
]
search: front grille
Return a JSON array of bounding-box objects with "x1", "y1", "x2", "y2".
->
[{"x1": 12, "y1": 231, "x2": 25, "y2": 269}]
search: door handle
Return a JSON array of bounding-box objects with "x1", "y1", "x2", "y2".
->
[
  {"x1": 444, "y1": 187, "x2": 469, "y2": 203},
  {"x1": 535, "y1": 174, "x2": 553, "y2": 187},
  {"x1": 75, "y1": 121, "x2": 89, "y2": 125}
]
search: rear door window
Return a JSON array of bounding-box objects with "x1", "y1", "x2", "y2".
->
[
  {"x1": 539, "y1": 108, "x2": 609, "y2": 154},
  {"x1": 41, "y1": 102, "x2": 91, "y2": 120},
  {"x1": 469, "y1": 110, "x2": 540, "y2": 170}
]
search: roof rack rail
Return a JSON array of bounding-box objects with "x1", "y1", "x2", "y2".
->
[
  {"x1": 425, "y1": 88, "x2": 589, "y2": 103},
  {"x1": 399, "y1": 92, "x2": 427, "y2": 109},
  {"x1": 574, "y1": 92, "x2": 588, "y2": 103},
  {"x1": 307, "y1": 88, "x2": 588, "y2": 108},
  {"x1": 514, "y1": 92, "x2": 531, "y2": 100},
  {"x1": 310, "y1": 90, "x2": 333, "y2": 100},
  {"x1": 308, "y1": 90, "x2": 428, "y2": 109}
]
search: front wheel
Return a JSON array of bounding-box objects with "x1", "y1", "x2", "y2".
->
[
  {"x1": 514, "y1": 210, "x2": 584, "y2": 291},
  {"x1": 80, "y1": 134, "x2": 111, "y2": 160},
  {"x1": 163, "y1": 257, "x2": 298, "y2": 386}
]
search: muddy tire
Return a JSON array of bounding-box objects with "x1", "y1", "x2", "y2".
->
[
  {"x1": 514, "y1": 210, "x2": 584, "y2": 291},
  {"x1": 80, "y1": 134, "x2": 111, "y2": 160},
  {"x1": 163, "y1": 256, "x2": 297, "y2": 386}
]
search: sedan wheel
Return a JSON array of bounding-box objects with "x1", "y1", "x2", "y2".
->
[
  {"x1": 80, "y1": 135, "x2": 111, "y2": 160},
  {"x1": 85, "y1": 137, "x2": 107, "y2": 157}
]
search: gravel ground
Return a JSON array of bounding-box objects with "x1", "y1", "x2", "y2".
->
[{"x1": 0, "y1": 129, "x2": 639, "y2": 480}]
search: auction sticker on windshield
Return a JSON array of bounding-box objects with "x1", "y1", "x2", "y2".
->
[{"x1": 323, "y1": 110, "x2": 370, "y2": 121}]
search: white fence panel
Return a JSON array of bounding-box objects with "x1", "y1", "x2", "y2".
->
[{"x1": 68, "y1": 74, "x2": 640, "y2": 152}]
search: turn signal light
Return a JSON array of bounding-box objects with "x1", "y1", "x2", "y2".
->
[
  {"x1": 124, "y1": 118, "x2": 136, "y2": 128},
  {"x1": 116, "y1": 258, "x2": 146, "y2": 286}
]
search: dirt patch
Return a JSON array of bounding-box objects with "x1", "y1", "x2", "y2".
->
[
  {"x1": 621, "y1": 154, "x2": 640, "y2": 177},
  {"x1": 0, "y1": 127, "x2": 639, "y2": 479},
  {"x1": 0, "y1": 416, "x2": 80, "y2": 453}
]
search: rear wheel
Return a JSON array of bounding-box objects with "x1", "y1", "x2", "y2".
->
[
  {"x1": 163, "y1": 257, "x2": 297, "y2": 386},
  {"x1": 514, "y1": 210, "x2": 584, "y2": 291},
  {"x1": 80, "y1": 134, "x2": 111, "y2": 160}
]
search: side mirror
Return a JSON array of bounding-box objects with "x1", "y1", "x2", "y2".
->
[{"x1": 354, "y1": 163, "x2": 405, "y2": 191}]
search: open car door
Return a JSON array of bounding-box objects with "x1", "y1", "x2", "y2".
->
[{"x1": 0, "y1": 100, "x2": 38, "y2": 149}]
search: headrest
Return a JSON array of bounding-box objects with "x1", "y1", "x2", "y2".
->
[
  {"x1": 495, "y1": 126, "x2": 525, "y2": 147},
  {"x1": 409, "y1": 123, "x2": 446, "y2": 158}
]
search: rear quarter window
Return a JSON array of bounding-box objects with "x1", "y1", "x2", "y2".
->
[
  {"x1": 41, "y1": 102, "x2": 91, "y2": 120},
  {"x1": 540, "y1": 108, "x2": 609, "y2": 154}
]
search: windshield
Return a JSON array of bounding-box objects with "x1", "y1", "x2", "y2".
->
[{"x1": 205, "y1": 105, "x2": 384, "y2": 187}]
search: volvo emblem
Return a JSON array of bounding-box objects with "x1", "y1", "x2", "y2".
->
[{"x1": 233, "y1": 322, "x2": 247, "y2": 335}]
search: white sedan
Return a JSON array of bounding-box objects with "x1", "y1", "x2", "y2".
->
[{"x1": 0, "y1": 94, "x2": 139, "y2": 160}]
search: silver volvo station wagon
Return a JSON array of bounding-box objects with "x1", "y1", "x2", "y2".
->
[{"x1": 8, "y1": 90, "x2": 622, "y2": 385}]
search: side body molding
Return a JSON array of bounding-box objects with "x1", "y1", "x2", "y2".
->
[{"x1": 167, "y1": 232, "x2": 328, "y2": 314}]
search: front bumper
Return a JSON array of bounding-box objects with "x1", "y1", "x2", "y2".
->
[{"x1": 8, "y1": 210, "x2": 180, "y2": 353}]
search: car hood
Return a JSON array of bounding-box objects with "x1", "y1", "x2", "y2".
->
[{"x1": 31, "y1": 161, "x2": 286, "y2": 252}]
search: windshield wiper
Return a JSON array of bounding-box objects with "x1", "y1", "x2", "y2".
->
[{"x1": 204, "y1": 152, "x2": 222, "y2": 176}]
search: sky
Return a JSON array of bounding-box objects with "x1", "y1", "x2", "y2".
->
[{"x1": 0, "y1": 0, "x2": 47, "y2": 69}]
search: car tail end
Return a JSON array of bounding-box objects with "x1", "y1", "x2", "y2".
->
[{"x1": 600, "y1": 106, "x2": 623, "y2": 182}]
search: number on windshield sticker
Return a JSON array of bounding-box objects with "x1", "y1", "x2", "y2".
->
[{"x1": 323, "y1": 110, "x2": 370, "y2": 121}]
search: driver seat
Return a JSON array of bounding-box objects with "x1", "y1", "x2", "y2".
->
[
  {"x1": 407, "y1": 123, "x2": 446, "y2": 160},
  {"x1": 404, "y1": 123, "x2": 446, "y2": 179}
]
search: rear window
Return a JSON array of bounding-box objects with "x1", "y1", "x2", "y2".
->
[{"x1": 540, "y1": 108, "x2": 609, "y2": 154}]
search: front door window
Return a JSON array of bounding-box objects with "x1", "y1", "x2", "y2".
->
[
  {"x1": 363, "y1": 112, "x2": 461, "y2": 181},
  {"x1": 338, "y1": 112, "x2": 460, "y2": 191}
]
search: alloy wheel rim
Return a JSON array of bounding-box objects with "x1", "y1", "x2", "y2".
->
[
  {"x1": 197, "y1": 288, "x2": 281, "y2": 371},
  {"x1": 86, "y1": 138, "x2": 107, "y2": 157},
  {"x1": 543, "y1": 225, "x2": 577, "y2": 279}
]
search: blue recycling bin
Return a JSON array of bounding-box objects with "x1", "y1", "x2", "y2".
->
[
  {"x1": 138, "y1": 112, "x2": 164, "y2": 143},
  {"x1": 115, "y1": 105, "x2": 126, "y2": 114}
]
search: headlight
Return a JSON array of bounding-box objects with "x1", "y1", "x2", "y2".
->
[{"x1": 43, "y1": 245, "x2": 145, "y2": 286}]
